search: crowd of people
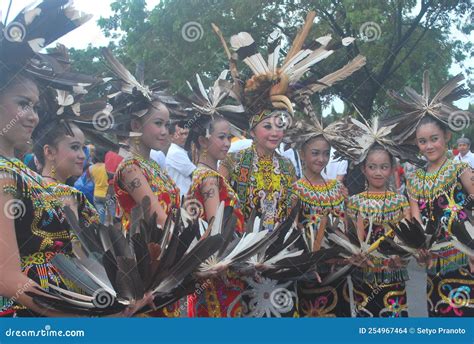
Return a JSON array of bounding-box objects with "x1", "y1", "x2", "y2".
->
[{"x1": 0, "y1": 1, "x2": 472, "y2": 319}]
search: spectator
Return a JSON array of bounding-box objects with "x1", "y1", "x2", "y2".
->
[
  {"x1": 89, "y1": 148, "x2": 110, "y2": 223},
  {"x1": 322, "y1": 147, "x2": 348, "y2": 181},
  {"x1": 454, "y1": 136, "x2": 474, "y2": 168},
  {"x1": 166, "y1": 121, "x2": 196, "y2": 196}
]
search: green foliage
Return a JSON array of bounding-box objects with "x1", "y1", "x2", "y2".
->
[{"x1": 69, "y1": 0, "x2": 473, "y2": 118}]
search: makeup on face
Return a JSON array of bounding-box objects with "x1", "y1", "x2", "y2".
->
[
  {"x1": 302, "y1": 137, "x2": 330, "y2": 176},
  {"x1": 204, "y1": 120, "x2": 232, "y2": 161},
  {"x1": 416, "y1": 123, "x2": 449, "y2": 164},
  {"x1": 363, "y1": 149, "x2": 393, "y2": 191},
  {"x1": 252, "y1": 118, "x2": 285, "y2": 154}
]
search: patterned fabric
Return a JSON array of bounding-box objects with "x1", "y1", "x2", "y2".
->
[
  {"x1": 186, "y1": 166, "x2": 245, "y2": 317},
  {"x1": 346, "y1": 190, "x2": 410, "y2": 317},
  {"x1": 291, "y1": 178, "x2": 345, "y2": 228},
  {"x1": 427, "y1": 267, "x2": 474, "y2": 317},
  {"x1": 187, "y1": 272, "x2": 244, "y2": 318},
  {"x1": 347, "y1": 191, "x2": 409, "y2": 225},
  {"x1": 44, "y1": 181, "x2": 100, "y2": 229},
  {"x1": 408, "y1": 159, "x2": 472, "y2": 317},
  {"x1": 408, "y1": 159, "x2": 471, "y2": 244},
  {"x1": 113, "y1": 154, "x2": 181, "y2": 317},
  {"x1": 290, "y1": 178, "x2": 350, "y2": 317},
  {"x1": 353, "y1": 279, "x2": 408, "y2": 317},
  {"x1": 114, "y1": 155, "x2": 180, "y2": 232},
  {"x1": 298, "y1": 276, "x2": 351, "y2": 317},
  {"x1": 222, "y1": 144, "x2": 296, "y2": 232},
  {"x1": 0, "y1": 158, "x2": 79, "y2": 317},
  {"x1": 222, "y1": 145, "x2": 297, "y2": 317}
]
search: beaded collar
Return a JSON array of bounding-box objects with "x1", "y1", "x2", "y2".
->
[
  {"x1": 407, "y1": 159, "x2": 469, "y2": 202},
  {"x1": 347, "y1": 191, "x2": 409, "y2": 225}
]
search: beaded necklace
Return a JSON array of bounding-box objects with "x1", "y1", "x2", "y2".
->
[{"x1": 303, "y1": 174, "x2": 335, "y2": 212}]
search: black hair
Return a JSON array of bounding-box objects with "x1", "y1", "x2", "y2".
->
[
  {"x1": 184, "y1": 115, "x2": 227, "y2": 151},
  {"x1": 416, "y1": 116, "x2": 449, "y2": 135},
  {"x1": 363, "y1": 143, "x2": 396, "y2": 167},
  {"x1": 301, "y1": 135, "x2": 330, "y2": 152},
  {"x1": 93, "y1": 146, "x2": 107, "y2": 163},
  {"x1": 0, "y1": 69, "x2": 36, "y2": 96},
  {"x1": 169, "y1": 120, "x2": 187, "y2": 135},
  {"x1": 32, "y1": 121, "x2": 77, "y2": 167}
]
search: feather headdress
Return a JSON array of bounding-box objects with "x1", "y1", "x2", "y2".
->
[
  {"x1": 0, "y1": 0, "x2": 91, "y2": 81},
  {"x1": 31, "y1": 44, "x2": 118, "y2": 151},
  {"x1": 229, "y1": 11, "x2": 365, "y2": 128},
  {"x1": 102, "y1": 48, "x2": 183, "y2": 121},
  {"x1": 284, "y1": 95, "x2": 345, "y2": 150},
  {"x1": 184, "y1": 70, "x2": 248, "y2": 133},
  {"x1": 384, "y1": 71, "x2": 473, "y2": 143},
  {"x1": 328, "y1": 107, "x2": 424, "y2": 166}
]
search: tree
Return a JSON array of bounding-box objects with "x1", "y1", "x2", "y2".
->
[{"x1": 70, "y1": 0, "x2": 472, "y2": 117}]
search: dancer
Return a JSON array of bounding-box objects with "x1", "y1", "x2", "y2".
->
[
  {"x1": 0, "y1": 1, "x2": 96, "y2": 317},
  {"x1": 104, "y1": 49, "x2": 183, "y2": 317},
  {"x1": 218, "y1": 11, "x2": 365, "y2": 317},
  {"x1": 183, "y1": 72, "x2": 246, "y2": 317},
  {"x1": 386, "y1": 71, "x2": 474, "y2": 316},
  {"x1": 287, "y1": 98, "x2": 352, "y2": 317}
]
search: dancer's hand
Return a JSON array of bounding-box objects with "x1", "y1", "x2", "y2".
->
[
  {"x1": 385, "y1": 256, "x2": 406, "y2": 270},
  {"x1": 347, "y1": 252, "x2": 374, "y2": 268},
  {"x1": 415, "y1": 249, "x2": 433, "y2": 269},
  {"x1": 194, "y1": 264, "x2": 227, "y2": 279},
  {"x1": 121, "y1": 292, "x2": 155, "y2": 317},
  {"x1": 468, "y1": 256, "x2": 474, "y2": 274}
]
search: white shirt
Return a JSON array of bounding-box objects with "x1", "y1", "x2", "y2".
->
[
  {"x1": 166, "y1": 143, "x2": 196, "y2": 197},
  {"x1": 150, "y1": 150, "x2": 167, "y2": 170},
  {"x1": 454, "y1": 150, "x2": 474, "y2": 168},
  {"x1": 322, "y1": 148, "x2": 348, "y2": 180},
  {"x1": 277, "y1": 144, "x2": 302, "y2": 178},
  {"x1": 228, "y1": 138, "x2": 253, "y2": 153}
]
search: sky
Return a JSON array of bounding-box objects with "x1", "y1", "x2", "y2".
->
[{"x1": 1, "y1": 0, "x2": 472, "y2": 113}]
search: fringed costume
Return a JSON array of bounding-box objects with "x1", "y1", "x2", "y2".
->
[
  {"x1": 347, "y1": 191, "x2": 410, "y2": 317},
  {"x1": 407, "y1": 160, "x2": 473, "y2": 317},
  {"x1": 290, "y1": 178, "x2": 351, "y2": 317},
  {"x1": 0, "y1": 158, "x2": 80, "y2": 317}
]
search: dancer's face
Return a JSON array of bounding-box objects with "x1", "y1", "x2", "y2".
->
[
  {"x1": 251, "y1": 117, "x2": 285, "y2": 154},
  {"x1": 302, "y1": 137, "x2": 330, "y2": 175},
  {"x1": 0, "y1": 77, "x2": 40, "y2": 150},
  {"x1": 200, "y1": 119, "x2": 231, "y2": 161},
  {"x1": 415, "y1": 123, "x2": 450, "y2": 164},
  {"x1": 44, "y1": 124, "x2": 86, "y2": 179},
  {"x1": 137, "y1": 101, "x2": 170, "y2": 151},
  {"x1": 362, "y1": 149, "x2": 393, "y2": 190}
]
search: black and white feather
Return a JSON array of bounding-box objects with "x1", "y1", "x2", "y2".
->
[
  {"x1": 27, "y1": 198, "x2": 223, "y2": 316},
  {"x1": 384, "y1": 71, "x2": 473, "y2": 143}
]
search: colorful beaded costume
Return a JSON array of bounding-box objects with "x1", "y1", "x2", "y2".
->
[
  {"x1": 0, "y1": 158, "x2": 84, "y2": 317},
  {"x1": 290, "y1": 178, "x2": 350, "y2": 317},
  {"x1": 407, "y1": 159, "x2": 473, "y2": 317},
  {"x1": 347, "y1": 191, "x2": 410, "y2": 317},
  {"x1": 186, "y1": 166, "x2": 245, "y2": 317}
]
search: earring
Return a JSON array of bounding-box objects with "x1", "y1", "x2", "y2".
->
[
  {"x1": 133, "y1": 136, "x2": 141, "y2": 147},
  {"x1": 364, "y1": 178, "x2": 368, "y2": 191},
  {"x1": 51, "y1": 164, "x2": 57, "y2": 179},
  {"x1": 201, "y1": 148, "x2": 208, "y2": 160}
]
